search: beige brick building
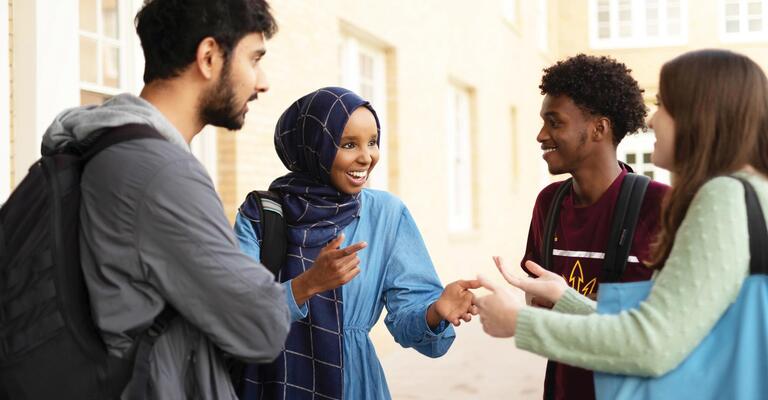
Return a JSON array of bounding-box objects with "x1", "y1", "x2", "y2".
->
[{"x1": 2, "y1": 0, "x2": 767, "y2": 361}]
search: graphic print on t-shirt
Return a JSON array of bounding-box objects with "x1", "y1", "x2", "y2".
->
[
  {"x1": 565, "y1": 260, "x2": 596, "y2": 296},
  {"x1": 552, "y1": 249, "x2": 642, "y2": 297}
]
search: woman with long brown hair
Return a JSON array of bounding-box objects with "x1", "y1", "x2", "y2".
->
[{"x1": 475, "y1": 49, "x2": 768, "y2": 399}]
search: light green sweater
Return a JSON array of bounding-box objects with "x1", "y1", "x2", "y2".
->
[{"x1": 515, "y1": 172, "x2": 767, "y2": 377}]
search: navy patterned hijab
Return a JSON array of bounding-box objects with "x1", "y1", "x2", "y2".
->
[{"x1": 240, "y1": 87, "x2": 379, "y2": 400}]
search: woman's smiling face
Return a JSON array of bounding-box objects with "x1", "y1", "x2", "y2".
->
[{"x1": 330, "y1": 107, "x2": 380, "y2": 194}]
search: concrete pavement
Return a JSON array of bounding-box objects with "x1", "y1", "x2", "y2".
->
[{"x1": 380, "y1": 321, "x2": 546, "y2": 399}]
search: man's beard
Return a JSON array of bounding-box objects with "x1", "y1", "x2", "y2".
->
[{"x1": 200, "y1": 64, "x2": 247, "y2": 130}]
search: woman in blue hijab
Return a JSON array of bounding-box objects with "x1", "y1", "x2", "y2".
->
[{"x1": 234, "y1": 87, "x2": 478, "y2": 399}]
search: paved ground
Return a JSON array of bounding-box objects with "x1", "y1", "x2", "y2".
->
[{"x1": 380, "y1": 321, "x2": 546, "y2": 399}]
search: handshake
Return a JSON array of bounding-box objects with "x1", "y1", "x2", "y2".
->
[{"x1": 425, "y1": 256, "x2": 570, "y2": 333}]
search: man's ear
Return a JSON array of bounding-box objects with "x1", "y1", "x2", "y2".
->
[
  {"x1": 195, "y1": 37, "x2": 222, "y2": 80},
  {"x1": 592, "y1": 116, "x2": 613, "y2": 143}
]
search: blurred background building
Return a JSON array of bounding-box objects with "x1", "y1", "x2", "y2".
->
[{"x1": 2, "y1": 0, "x2": 767, "y2": 398}]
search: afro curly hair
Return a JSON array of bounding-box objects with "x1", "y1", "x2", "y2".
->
[{"x1": 540, "y1": 54, "x2": 647, "y2": 145}]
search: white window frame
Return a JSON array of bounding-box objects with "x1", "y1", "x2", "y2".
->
[
  {"x1": 190, "y1": 126, "x2": 218, "y2": 188},
  {"x1": 618, "y1": 131, "x2": 670, "y2": 184},
  {"x1": 720, "y1": 0, "x2": 768, "y2": 42},
  {"x1": 340, "y1": 35, "x2": 389, "y2": 191},
  {"x1": 78, "y1": 0, "x2": 135, "y2": 100},
  {"x1": 446, "y1": 85, "x2": 473, "y2": 232},
  {"x1": 589, "y1": 0, "x2": 688, "y2": 48}
]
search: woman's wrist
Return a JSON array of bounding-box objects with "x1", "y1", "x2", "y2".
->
[
  {"x1": 291, "y1": 273, "x2": 315, "y2": 306},
  {"x1": 426, "y1": 301, "x2": 443, "y2": 329}
]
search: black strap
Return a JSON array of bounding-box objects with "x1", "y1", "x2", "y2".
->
[
  {"x1": 541, "y1": 179, "x2": 573, "y2": 400},
  {"x1": 81, "y1": 124, "x2": 170, "y2": 399},
  {"x1": 122, "y1": 306, "x2": 178, "y2": 400},
  {"x1": 602, "y1": 173, "x2": 650, "y2": 282},
  {"x1": 81, "y1": 123, "x2": 165, "y2": 162},
  {"x1": 540, "y1": 169, "x2": 648, "y2": 400},
  {"x1": 542, "y1": 179, "x2": 572, "y2": 270},
  {"x1": 247, "y1": 190, "x2": 287, "y2": 277},
  {"x1": 733, "y1": 177, "x2": 768, "y2": 276}
]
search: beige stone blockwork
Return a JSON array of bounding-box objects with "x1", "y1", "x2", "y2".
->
[{"x1": 214, "y1": 1, "x2": 557, "y2": 355}]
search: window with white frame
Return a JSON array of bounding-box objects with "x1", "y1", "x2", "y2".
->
[
  {"x1": 591, "y1": 0, "x2": 687, "y2": 48},
  {"x1": 722, "y1": 0, "x2": 768, "y2": 40},
  {"x1": 79, "y1": 0, "x2": 127, "y2": 105},
  {"x1": 340, "y1": 35, "x2": 389, "y2": 190},
  {"x1": 446, "y1": 85, "x2": 473, "y2": 232},
  {"x1": 618, "y1": 131, "x2": 670, "y2": 184}
]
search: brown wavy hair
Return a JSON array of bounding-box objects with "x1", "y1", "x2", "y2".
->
[{"x1": 649, "y1": 49, "x2": 768, "y2": 269}]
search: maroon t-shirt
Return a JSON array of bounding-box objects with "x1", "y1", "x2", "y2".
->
[{"x1": 521, "y1": 170, "x2": 669, "y2": 400}]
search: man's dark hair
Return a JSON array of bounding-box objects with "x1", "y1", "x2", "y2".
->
[
  {"x1": 540, "y1": 54, "x2": 647, "y2": 144},
  {"x1": 135, "y1": 0, "x2": 278, "y2": 84}
]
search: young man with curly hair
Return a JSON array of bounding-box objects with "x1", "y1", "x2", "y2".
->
[{"x1": 520, "y1": 54, "x2": 670, "y2": 400}]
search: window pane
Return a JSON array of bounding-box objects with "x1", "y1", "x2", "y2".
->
[
  {"x1": 626, "y1": 153, "x2": 636, "y2": 164},
  {"x1": 102, "y1": 0, "x2": 119, "y2": 39},
  {"x1": 668, "y1": 21, "x2": 681, "y2": 35},
  {"x1": 102, "y1": 44, "x2": 120, "y2": 88},
  {"x1": 643, "y1": 153, "x2": 652, "y2": 164},
  {"x1": 80, "y1": 90, "x2": 110, "y2": 105},
  {"x1": 597, "y1": 0, "x2": 611, "y2": 39},
  {"x1": 599, "y1": 24, "x2": 611, "y2": 38},
  {"x1": 359, "y1": 54, "x2": 373, "y2": 80},
  {"x1": 748, "y1": 1, "x2": 762, "y2": 16},
  {"x1": 598, "y1": 10, "x2": 610, "y2": 24},
  {"x1": 646, "y1": 1, "x2": 659, "y2": 35},
  {"x1": 80, "y1": 37, "x2": 98, "y2": 84},
  {"x1": 79, "y1": 0, "x2": 97, "y2": 33},
  {"x1": 644, "y1": 171, "x2": 655, "y2": 179},
  {"x1": 726, "y1": 19, "x2": 741, "y2": 32},
  {"x1": 725, "y1": 2, "x2": 740, "y2": 17},
  {"x1": 667, "y1": 4, "x2": 681, "y2": 18},
  {"x1": 748, "y1": 18, "x2": 763, "y2": 31}
]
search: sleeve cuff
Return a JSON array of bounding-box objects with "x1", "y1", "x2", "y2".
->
[
  {"x1": 419, "y1": 303, "x2": 449, "y2": 336},
  {"x1": 552, "y1": 287, "x2": 597, "y2": 315},
  {"x1": 514, "y1": 306, "x2": 539, "y2": 352},
  {"x1": 283, "y1": 280, "x2": 308, "y2": 322}
]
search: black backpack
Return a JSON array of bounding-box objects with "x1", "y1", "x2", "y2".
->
[
  {"x1": 0, "y1": 124, "x2": 176, "y2": 400},
  {"x1": 229, "y1": 190, "x2": 287, "y2": 390},
  {"x1": 540, "y1": 167, "x2": 651, "y2": 400},
  {"x1": 239, "y1": 190, "x2": 288, "y2": 276}
]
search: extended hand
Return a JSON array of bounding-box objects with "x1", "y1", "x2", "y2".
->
[
  {"x1": 474, "y1": 275, "x2": 521, "y2": 338},
  {"x1": 493, "y1": 256, "x2": 568, "y2": 307},
  {"x1": 428, "y1": 279, "x2": 482, "y2": 328},
  {"x1": 291, "y1": 233, "x2": 367, "y2": 305}
]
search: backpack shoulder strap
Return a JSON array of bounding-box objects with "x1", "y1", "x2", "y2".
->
[
  {"x1": 732, "y1": 176, "x2": 768, "y2": 276},
  {"x1": 542, "y1": 179, "x2": 572, "y2": 270},
  {"x1": 81, "y1": 123, "x2": 165, "y2": 162},
  {"x1": 121, "y1": 306, "x2": 177, "y2": 400},
  {"x1": 244, "y1": 190, "x2": 287, "y2": 277},
  {"x1": 602, "y1": 173, "x2": 651, "y2": 282}
]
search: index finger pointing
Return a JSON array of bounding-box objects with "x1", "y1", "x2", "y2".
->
[{"x1": 338, "y1": 241, "x2": 367, "y2": 257}]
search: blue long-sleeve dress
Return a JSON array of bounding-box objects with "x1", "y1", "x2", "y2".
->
[{"x1": 234, "y1": 188, "x2": 455, "y2": 399}]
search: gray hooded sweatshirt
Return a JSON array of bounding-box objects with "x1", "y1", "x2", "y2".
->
[{"x1": 42, "y1": 94, "x2": 290, "y2": 399}]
